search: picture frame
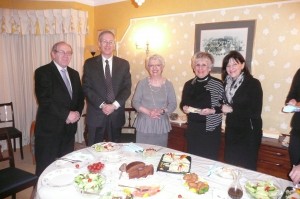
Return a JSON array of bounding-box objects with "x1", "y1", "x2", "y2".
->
[{"x1": 194, "y1": 20, "x2": 256, "y2": 73}]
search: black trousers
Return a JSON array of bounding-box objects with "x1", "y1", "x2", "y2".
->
[
  {"x1": 87, "y1": 117, "x2": 121, "y2": 146},
  {"x1": 289, "y1": 128, "x2": 300, "y2": 165},
  {"x1": 35, "y1": 125, "x2": 75, "y2": 176}
]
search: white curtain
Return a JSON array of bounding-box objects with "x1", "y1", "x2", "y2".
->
[{"x1": 0, "y1": 9, "x2": 88, "y2": 146}]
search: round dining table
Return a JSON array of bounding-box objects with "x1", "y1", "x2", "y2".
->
[{"x1": 35, "y1": 142, "x2": 293, "y2": 199}]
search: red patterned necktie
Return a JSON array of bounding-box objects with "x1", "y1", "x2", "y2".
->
[{"x1": 105, "y1": 60, "x2": 115, "y2": 103}]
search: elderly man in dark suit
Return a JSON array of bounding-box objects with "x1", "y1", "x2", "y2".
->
[
  {"x1": 34, "y1": 41, "x2": 84, "y2": 176},
  {"x1": 82, "y1": 30, "x2": 131, "y2": 145}
]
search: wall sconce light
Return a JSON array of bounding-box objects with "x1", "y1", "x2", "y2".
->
[
  {"x1": 136, "y1": 42, "x2": 149, "y2": 56},
  {"x1": 134, "y1": 0, "x2": 145, "y2": 6}
]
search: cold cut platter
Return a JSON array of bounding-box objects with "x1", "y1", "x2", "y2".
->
[{"x1": 157, "y1": 153, "x2": 191, "y2": 174}]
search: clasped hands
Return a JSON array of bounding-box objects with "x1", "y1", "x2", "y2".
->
[
  {"x1": 148, "y1": 109, "x2": 163, "y2": 119},
  {"x1": 102, "y1": 103, "x2": 116, "y2": 115},
  {"x1": 66, "y1": 111, "x2": 80, "y2": 124}
]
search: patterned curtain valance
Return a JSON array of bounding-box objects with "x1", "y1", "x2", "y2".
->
[{"x1": 0, "y1": 8, "x2": 88, "y2": 35}]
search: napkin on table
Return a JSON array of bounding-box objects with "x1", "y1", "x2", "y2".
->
[{"x1": 123, "y1": 143, "x2": 144, "y2": 152}]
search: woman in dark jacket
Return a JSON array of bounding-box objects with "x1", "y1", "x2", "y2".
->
[
  {"x1": 221, "y1": 51, "x2": 263, "y2": 170},
  {"x1": 180, "y1": 51, "x2": 224, "y2": 160}
]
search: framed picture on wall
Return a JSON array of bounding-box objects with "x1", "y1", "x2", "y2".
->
[{"x1": 194, "y1": 20, "x2": 256, "y2": 73}]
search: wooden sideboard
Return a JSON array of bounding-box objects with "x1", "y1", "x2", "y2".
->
[{"x1": 167, "y1": 123, "x2": 291, "y2": 180}]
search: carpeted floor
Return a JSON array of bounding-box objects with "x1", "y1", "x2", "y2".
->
[{"x1": 0, "y1": 142, "x2": 86, "y2": 199}]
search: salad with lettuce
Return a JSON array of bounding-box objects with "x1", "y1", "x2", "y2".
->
[
  {"x1": 245, "y1": 180, "x2": 281, "y2": 199},
  {"x1": 74, "y1": 173, "x2": 105, "y2": 193}
]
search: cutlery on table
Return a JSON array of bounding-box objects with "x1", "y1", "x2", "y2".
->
[
  {"x1": 156, "y1": 147, "x2": 163, "y2": 152},
  {"x1": 119, "y1": 163, "x2": 127, "y2": 179},
  {"x1": 118, "y1": 184, "x2": 149, "y2": 192},
  {"x1": 56, "y1": 157, "x2": 82, "y2": 163}
]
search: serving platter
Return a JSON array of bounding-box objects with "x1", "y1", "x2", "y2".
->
[
  {"x1": 91, "y1": 142, "x2": 120, "y2": 152},
  {"x1": 157, "y1": 153, "x2": 191, "y2": 174}
]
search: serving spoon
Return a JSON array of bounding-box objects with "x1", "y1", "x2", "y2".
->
[{"x1": 119, "y1": 163, "x2": 127, "y2": 179}]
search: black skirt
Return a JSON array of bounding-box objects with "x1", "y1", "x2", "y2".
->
[{"x1": 186, "y1": 122, "x2": 221, "y2": 161}]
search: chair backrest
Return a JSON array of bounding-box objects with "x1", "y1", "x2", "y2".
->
[
  {"x1": 123, "y1": 107, "x2": 137, "y2": 131},
  {"x1": 0, "y1": 102, "x2": 15, "y2": 128},
  {"x1": 0, "y1": 131, "x2": 15, "y2": 167}
]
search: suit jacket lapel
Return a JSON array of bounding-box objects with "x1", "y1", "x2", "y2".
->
[
  {"x1": 96, "y1": 56, "x2": 108, "y2": 98},
  {"x1": 111, "y1": 56, "x2": 118, "y2": 89}
]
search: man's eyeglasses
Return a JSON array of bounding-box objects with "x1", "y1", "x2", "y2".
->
[
  {"x1": 55, "y1": 50, "x2": 73, "y2": 56},
  {"x1": 101, "y1": 40, "x2": 115, "y2": 46}
]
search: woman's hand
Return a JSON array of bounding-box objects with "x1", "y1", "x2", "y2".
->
[
  {"x1": 182, "y1": 106, "x2": 190, "y2": 114},
  {"x1": 149, "y1": 109, "x2": 161, "y2": 119},
  {"x1": 287, "y1": 99, "x2": 297, "y2": 106},
  {"x1": 222, "y1": 104, "x2": 233, "y2": 114},
  {"x1": 289, "y1": 164, "x2": 300, "y2": 185}
]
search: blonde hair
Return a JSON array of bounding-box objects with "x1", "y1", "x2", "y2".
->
[
  {"x1": 146, "y1": 54, "x2": 165, "y2": 68},
  {"x1": 191, "y1": 51, "x2": 214, "y2": 68}
]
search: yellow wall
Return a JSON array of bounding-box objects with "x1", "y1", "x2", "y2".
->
[
  {"x1": 116, "y1": 1, "x2": 300, "y2": 134},
  {"x1": 1, "y1": 0, "x2": 298, "y2": 134},
  {"x1": 94, "y1": 0, "x2": 287, "y2": 41}
]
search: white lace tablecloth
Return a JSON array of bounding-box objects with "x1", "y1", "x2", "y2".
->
[{"x1": 35, "y1": 143, "x2": 293, "y2": 199}]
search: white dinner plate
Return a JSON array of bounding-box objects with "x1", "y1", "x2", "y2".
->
[
  {"x1": 91, "y1": 142, "x2": 121, "y2": 152},
  {"x1": 100, "y1": 154, "x2": 123, "y2": 163},
  {"x1": 42, "y1": 168, "x2": 80, "y2": 187},
  {"x1": 214, "y1": 167, "x2": 233, "y2": 179}
]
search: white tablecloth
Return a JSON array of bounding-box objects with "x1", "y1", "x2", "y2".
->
[{"x1": 35, "y1": 143, "x2": 293, "y2": 199}]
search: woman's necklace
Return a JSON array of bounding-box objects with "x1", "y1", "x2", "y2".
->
[
  {"x1": 148, "y1": 77, "x2": 162, "y2": 92},
  {"x1": 148, "y1": 77, "x2": 167, "y2": 108}
]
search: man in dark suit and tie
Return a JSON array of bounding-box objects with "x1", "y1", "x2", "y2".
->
[
  {"x1": 34, "y1": 41, "x2": 84, "y2": 176},
  {"x1": 82, "y1": 30, "x2": 132, "y2": 145}
]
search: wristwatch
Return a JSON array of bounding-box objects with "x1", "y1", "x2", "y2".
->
[{"x1": 161, "y1": 109, "x2": 165, "y2": 115}]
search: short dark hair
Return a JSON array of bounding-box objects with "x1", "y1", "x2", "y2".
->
[{"x1": 221, "y1": 50, "x2": 250, "y2": 80}]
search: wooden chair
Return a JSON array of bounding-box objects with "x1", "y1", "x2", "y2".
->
[
  {"x1": 119, "y1": 107, "x2": 137, "y2": 143},
  {"x1": 0, "y1": 102, "x2": 24, "y2": 159},
  {"x1": 30, "y1": 121, "x2": 36, "y2": 164},
  {"x1": 0, "y1": 131, "x2": 38, "y2": 199}
]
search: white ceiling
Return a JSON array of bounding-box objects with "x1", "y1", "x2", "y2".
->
[{"x1": 33, "y1": 0, "x2": 127, "y2": 6}]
